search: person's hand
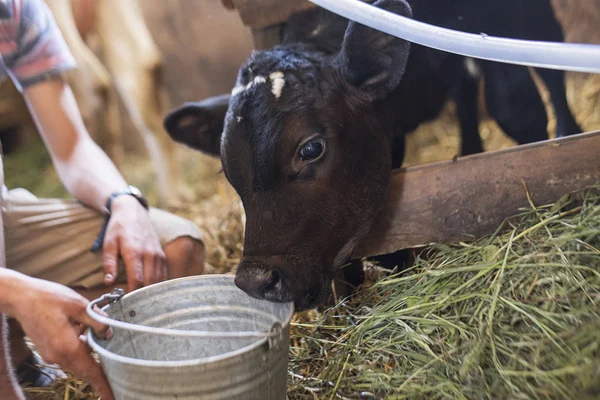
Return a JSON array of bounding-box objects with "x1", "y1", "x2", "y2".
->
[
  {"x1": 102, "y1": 195, "x2": 167, "y2": 292},
  {"x1": 8, "y1": 276, "x2": 114, "y2": 400}
]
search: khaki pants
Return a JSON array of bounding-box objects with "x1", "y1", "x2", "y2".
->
[{"x1": 0, "y1": 155, "x2": 203, "y2": 289}]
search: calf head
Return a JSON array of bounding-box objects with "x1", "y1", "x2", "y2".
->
[{"x1": 164, "y1": 0, "x2": 413, "y2": 310}]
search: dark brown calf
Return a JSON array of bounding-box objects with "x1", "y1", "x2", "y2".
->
[{"x1": 163, "y1": 0, "x2": 581, "y2": 310}]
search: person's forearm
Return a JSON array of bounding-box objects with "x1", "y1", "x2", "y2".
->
[
  {"x1": 23, "y1": 78, "x2": 129, "y2": 212},
  {"x1": 0, "y1": 268, "x2": 29, "y2": 317},
  {"x1": 52, "y1": 137, "x2": 128, "y2": 212}
]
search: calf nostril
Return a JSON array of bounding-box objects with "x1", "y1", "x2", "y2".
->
[
  {"x1": 259, "y1": 269, "x2": 280, "y2": 297},
  {"x1": 235, "y1": 265, "x2": 284, "y2": 300}
]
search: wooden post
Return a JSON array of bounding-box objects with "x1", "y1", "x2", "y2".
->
[
  {"x1": 226, "y1": 0, "x2": 318, "y2": 51},
  {"x1": 230, "y1": 0, "x2": 316, "y2": 29},
  {"x1": 354, "y1": 131, "x2": 600, "y2": 258},
  {"x1": 251, "y1": 25, "x2": 282, "y2": 50}
]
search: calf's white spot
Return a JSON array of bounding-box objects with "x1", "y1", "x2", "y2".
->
[
  {"x1": 231, "y1": 75, "x2": 267, "y2": 96},
  {"x1": 230, "y1": 72, "x2": 285, "y2": 99},
  {"x1": 269, "y1": 71, "x2": 285, "y2": 99},
  {"x1": 251, "y1": 75, "x2": 267, "y2": 87}
]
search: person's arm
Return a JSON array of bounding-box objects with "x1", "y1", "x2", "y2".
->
[
  {"x1": 0, "y1": 268, "x2": 114, "y2": 400},
  {"x1": 22, "y1": 78, "x2": 167, "y2": 291},
  {"x1": 24, "y1": 79, "x2": 127, "y2": 210},
  {"x1": 8, "y1": 0, "x2": 166, "y2": 292}
]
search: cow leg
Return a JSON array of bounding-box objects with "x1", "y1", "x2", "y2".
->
[
  {"x1": 534, "y1": 68, "x2": 582, "y2": 138},
  {"x1": 519, "y1": 0, "x2": 582, "y2": 138},
  {"x1": 251, "y1": 25, "x2": 282, "y2": 50},
  {"x1": 482, "y1": 62, "x2": 548, "y2": 145},
  {"x1": 444, "y1": 57, "x2": 483, "y2": 156}
]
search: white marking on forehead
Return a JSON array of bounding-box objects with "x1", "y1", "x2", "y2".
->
[
  {"x1": 230, "y1": 72, "x2": 285, "y2": 99},
  {"x1": 269, "y1": 71, "x2": 285, "y2": 99},
  {"x1": 252, "y1": 75, "x2": 267, "y2": 86},
  {"x1": 231, "y1": 75, "x2": 267, "y2": 96}
]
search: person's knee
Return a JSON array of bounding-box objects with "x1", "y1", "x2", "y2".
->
[{"x1": 164, "y1": 236, "x2": 205, "y2": 279}]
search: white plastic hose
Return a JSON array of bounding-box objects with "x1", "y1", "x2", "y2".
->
[{"x1": 308, "y1": 0, "x2": 600, "y2": 74}]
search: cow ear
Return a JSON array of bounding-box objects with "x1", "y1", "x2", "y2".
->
[
  {"x1": 338, "y1": 0, "x2": 412, "y2": 100},
  {"x1": 163, "y1": 94, "x2": 230, "y2": 156}
]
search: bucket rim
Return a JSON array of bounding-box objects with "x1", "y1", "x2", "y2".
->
[
  {"x1": 87, "y1": 274, "x2": 293, "y2": 339},
  {"x1": 86, "y1": 274, "x2": 294, "y2": 367}
]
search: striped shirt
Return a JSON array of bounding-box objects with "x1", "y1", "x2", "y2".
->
[{"x1": 0, "y1": 0, "x2": 76, "y2": 92}]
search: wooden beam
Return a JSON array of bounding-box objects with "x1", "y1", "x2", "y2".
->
[
  {"x1": 251, "y1": 25, "x2": 283, "y2": 50},
  {"x1": 230, "y1": 0, "x2": 316, "y2": 29},
  {"x1": 354, "y1": 131, "x2": 600, "y2": 258}
]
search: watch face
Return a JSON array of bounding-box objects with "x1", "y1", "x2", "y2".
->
[
  {"x1": 128, "y1": 185, "x2": 142, "y2": 197},
  {"x1": 127, "y1": 185, "x2": 148, "y2": 208}
]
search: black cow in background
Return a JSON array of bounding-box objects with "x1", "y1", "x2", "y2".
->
[
  {"x1": 282, "y1": 0, "x2": 581, "y2": 164},
  {"x1": 164, "y1": 0, "x2": 583, "y2": 310}
]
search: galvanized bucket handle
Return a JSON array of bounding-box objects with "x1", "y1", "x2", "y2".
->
[{"x1": 87, "y1": 288, "x2": 284, "y2": 340}]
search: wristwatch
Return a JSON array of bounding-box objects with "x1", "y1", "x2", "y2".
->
[
  {"x1": 90, "y1": 185, "x2": 149, "y2": 253},
  {"x1": 103, "y1": 185, "x2": 149, "y2": 215}
]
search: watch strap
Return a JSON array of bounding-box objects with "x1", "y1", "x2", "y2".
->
[
  {"x1": 90, "y1": 214, "x2": 111, "y2": 253},
  {"x1": 104, "y1": 186, "x2": 149, "y2": 214}
]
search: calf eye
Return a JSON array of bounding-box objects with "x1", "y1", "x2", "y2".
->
[{"x1": 299, "y1": 139, "x2": 325, "y2": 161}]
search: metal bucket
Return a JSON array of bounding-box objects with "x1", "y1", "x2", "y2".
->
[{"x1": 86, "y1": 274, "x2": 294, "y2": 400}]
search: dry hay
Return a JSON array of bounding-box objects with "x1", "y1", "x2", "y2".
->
[
  {"x1": 287, "y1": 185, "x2": 600, "y2": 400},
  {"x1": 22, "y1": 376, "x2": 97, "y2": 400}
]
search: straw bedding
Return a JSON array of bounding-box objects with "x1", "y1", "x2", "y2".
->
[{"x1": 286, "y1": 185, "x2": 600, "y2": 400}]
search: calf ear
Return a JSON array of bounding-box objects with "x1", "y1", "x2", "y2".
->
[
  {"x1": 338, "y1": 0, "x2": 412, "y2": 100},
  {"x1": 163, "y1": 94, "x2": 230, "y2": 156}
]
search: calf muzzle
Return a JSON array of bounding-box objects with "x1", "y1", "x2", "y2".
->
[{"x1": 234, "y1": 261, "x2": 291, "y2": 302}]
